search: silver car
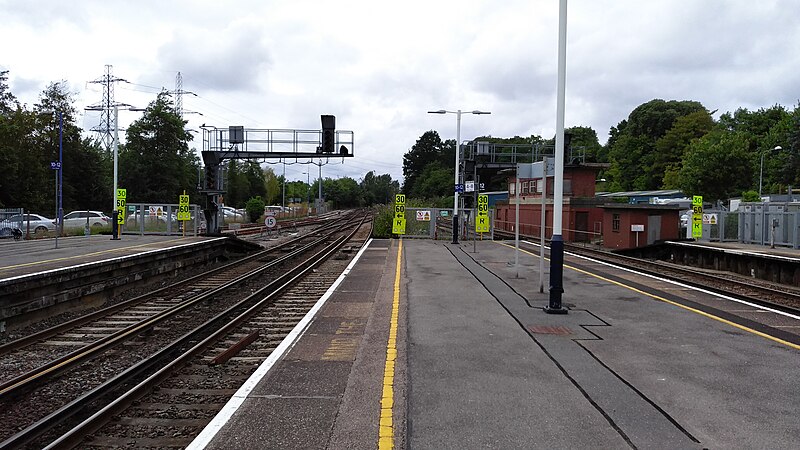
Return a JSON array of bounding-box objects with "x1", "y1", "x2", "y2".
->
[
  {"x1": 0, "y1": 213, "x2": 56, "y2": 236},
  {"x1": 62, "y1": 211, "x2": 111, "y2": 229}
]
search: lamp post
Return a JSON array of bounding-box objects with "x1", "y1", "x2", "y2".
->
[
  {"x1": 428, "y1": 109, "x2": 491, "y2": 244},
  {"x1": 546, "y1": 0, "x2": 569, "y2": 314},
  {"x1": 759, "y1": 145, "x2": 783, "y2": 199}
]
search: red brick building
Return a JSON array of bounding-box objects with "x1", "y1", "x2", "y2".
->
[
  {"x1": 600, "y1": 204, "x2": 681, "y2": 249},
  {"x1": 494, "y1": 163, "x2": 607, "y2": 242}
]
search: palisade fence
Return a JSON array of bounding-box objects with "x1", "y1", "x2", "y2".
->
[
  {"x1": 738, "y1": 205, "x2": 800, "y2": 248},
  {"x1": 123, "y1": 203, "x2": 204, "y2": 236},
  {"x1": 402, "y1": 207, "x2": 494, "y2": 240}
]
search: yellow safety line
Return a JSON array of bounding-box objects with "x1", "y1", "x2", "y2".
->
[
  {"x1": 379, "y1": 238, "x2": 402, "y2": 449},
  {"x1": 0, "y1": 237, "x2": 192, "y2": 273},
  {"x1": 497, "y1": 242, "x2": 800, "y2": 351}
]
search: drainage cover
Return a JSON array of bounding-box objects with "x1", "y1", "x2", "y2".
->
[{"x1": 528, "y1": 325, "x2": 573, "y2": 335}]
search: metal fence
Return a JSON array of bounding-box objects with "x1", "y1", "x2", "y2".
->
[
  {"x1": 739, "y1": 208, "x2": 800, "y2": 248},
  {"x1": 0, "y1": 208, "x2": 24, "y2": 238},
  {"x1": 123, "y1": 203, "x2": 204, "y2": 236},
  {"x1": 402, "y1": 207, "x2": 494, "y2": 240}
]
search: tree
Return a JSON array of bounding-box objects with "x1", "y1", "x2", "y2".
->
[
  {"x1": 402, "y1": 131, "x2": 453, "y2": 195},
  {"x1": 656, "y1": 110, "x2": 715, "y2": 189},
  {"x1": 0, "y1": 70, "x2": 18, "y2": 114},
  {"x1": 566, "y1": 126, "x2": 604, "y2": 162},
  {"x1": 410, "y1": 161, "x2": 453, "y2": 199},
  {"x1": 119, "y1": 92, "x2": 199, "y2": 204},
  {"x1": 678, "y1": 131, "x2": 752, "y2": 202},
  {"x1": 360, "y1": 171, "x2": 399, "y2": 206},
  {"x1": 321, "y1": 177, "x2": 362, "y2": 208},
  {"x1": 262, "y1": 166, "x2": 280, "y2": 205},
  {"x1": 606, "y1": 99, "x2": 708, "y2": 191},
  {"x1": 37, "y1": 82, "x2": 111, "y2": 212},
  {"x1": 245, "y1": 196, "x2": 265, "y2": 223}
]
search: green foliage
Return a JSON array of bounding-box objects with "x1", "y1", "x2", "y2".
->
[
  {"x1": 566, "y1": 126, "x2": 604, "y2": 162},
  {"x1": 321, "y1": 176, "x2": 362, "y2": 208},
  {"x1": 402, "y1": 131, "x2": 454, "y2": 197},
  {"x1": 361, "y1": 171, "x2": 399, "y2": 205},
  {"x1": 606, "y1": 99, "x2": 709, "y2": 191},
  {"x1": 741, "y1": 190, "x2": 761, "y2": 202},
  {"x1": 677, "y1": 131, "x2": 752, "y2": 202},
  {"x1": 655, "y1": 111, "x2": 715, "y2": 188},
  {"x1": 224, "y1": 161, "x2": 268, "y2": 208},
  {"x1": 410, "y1": 161, "x2": 452, "y2": 199},
  {"x1": 371, "y1": 204, "x2": 394, "y2": 238},
  {"x1": 0, "y1": 78, "x2": 111, "y2": 213},
  {"x1": 245, "y1": 196, "x2": 265, "y2": 223},
  {"x1": 120, "y1": 92, "x2": 199, "y2": 204},
  {"x1": 263, "y1": 167, "x2": 280, "y2": 205}
]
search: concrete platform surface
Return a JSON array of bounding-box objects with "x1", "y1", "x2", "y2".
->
[
  {"x1": 194, "y1": 238, "x2": 799, "y2": 449},
  {"x1": 0, "y1": 234, "x2": 221, "y2": 281}
]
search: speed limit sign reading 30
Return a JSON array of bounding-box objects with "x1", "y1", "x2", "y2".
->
[{"x1": 265, "y1": 216, "x2": 277, "y2": 228}]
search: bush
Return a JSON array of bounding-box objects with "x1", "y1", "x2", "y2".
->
[
  {"x1": 245, "y1": 196, "x2": 266, "y2": 223},
  {"x1": 371, "y1": 205, "x2": 394, "y2": 238}
]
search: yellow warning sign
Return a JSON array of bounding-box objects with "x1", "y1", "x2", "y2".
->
[
  {"x1": 392, "y1": 218, "x2": 406, "y2": 234},
  {"x1": 475, "y1": 194, "x2": 489, "y2": 233},
  {"x1": 692, "y1": 195, "x2": 703, "y2": 238},
  {"x1": 177, "y1": 194, "x2": 191, "y2": 221}
]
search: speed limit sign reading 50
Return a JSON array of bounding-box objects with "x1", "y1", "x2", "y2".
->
[{"x1": 265, "y1": 216, "x2": 277, "y2": 228}]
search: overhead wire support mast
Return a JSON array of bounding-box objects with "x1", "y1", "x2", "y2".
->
[{"x1": 85, "y1": 65, "x2": 129, "y2": 152}]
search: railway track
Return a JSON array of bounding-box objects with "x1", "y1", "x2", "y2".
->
[
  {"x1": 0, "y1": 210, "x2": 371, "y2": 449},
  {"x1": 493, "y1": 229, "x2": 800, "y2": 315}
]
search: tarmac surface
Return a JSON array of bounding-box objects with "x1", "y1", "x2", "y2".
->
[
  {"x1": 195, "y1": 238, "x2": 800, "y2": 449},
  {"x1": 0, "y1": 234, "x2": 220, "y2": 281}
]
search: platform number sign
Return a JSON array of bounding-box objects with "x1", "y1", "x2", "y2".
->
[
  {"x1": 393, "y1": 194, "x2": 406, "y2": 235},
  {"x1": 178, "y1": 194, "x2": 191, "y2": 221},
  {"x1": 116, "y1": 189, "x2": 126, "y2": 225},
  {"x1": 691, "y1": 195, "x2": 703, "y2": 238},
  {"x1": 475, "y1": 194, "x2": 490, "y2": 233}
]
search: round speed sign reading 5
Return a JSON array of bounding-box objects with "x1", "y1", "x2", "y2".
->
[{"x1": 265, "y1": 216, "x2": 277, "y2": 228}]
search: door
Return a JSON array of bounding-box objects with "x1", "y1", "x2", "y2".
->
[
  {"x1": 647, "y1": 215, "x2": 661, "y2": 245},
  {"x1": 575, "y1": 212, "x2": 589, "y2": 242}
]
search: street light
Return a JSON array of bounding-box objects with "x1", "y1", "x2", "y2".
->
[
  {"x1": 759, "y1": 145, "x2": 783, "y2": 199},
  {"x1": 428, "y1": 109, "x2": 491, "y2": 244}
]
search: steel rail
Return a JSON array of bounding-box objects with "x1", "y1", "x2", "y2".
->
[
  {"x1": 30, "y1": 214, "x2": 368, "y2": 450},
  {"x1": 0, "y1": 227, "x2": 341, "y2": 400}
]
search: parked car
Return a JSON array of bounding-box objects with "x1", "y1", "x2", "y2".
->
[
  {"x1": 61, "y1": 211, "x2": 111, "y2": 229},
  {"x1": 222, "y1": 206, "x2": 246, "y2": 221},
  {"x1": 0, "y1": 213, "x2": 56, "y2": 236}
]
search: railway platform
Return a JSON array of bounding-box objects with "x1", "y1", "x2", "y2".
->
[
  {"x1": 191, "y1": 238, "x2": 800, "y2": 449},
  {"x1": 0, "y1": 234, "x2": 253, "y2": 333}
]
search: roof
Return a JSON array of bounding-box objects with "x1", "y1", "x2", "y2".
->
[
  {"x1": 599, "y1": 203, "x2": 683, "y2": 210},
  {"x1": 596, "y1": 189, "x2": 683, "y2": 198}
]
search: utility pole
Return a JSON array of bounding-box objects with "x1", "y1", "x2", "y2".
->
[{"x1": 86, "y1": 65, "x2": 128, "y2": 152}]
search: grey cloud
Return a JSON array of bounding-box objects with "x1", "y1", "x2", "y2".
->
[{"x1": 157, "y1": 25, "x2": 272, "y2": 93}]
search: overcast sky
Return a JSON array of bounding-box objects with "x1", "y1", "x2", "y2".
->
[{"x1": 3, "y1": 0, "x2": 798, "y2": 184}]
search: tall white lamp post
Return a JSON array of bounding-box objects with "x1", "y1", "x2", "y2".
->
[
  {"x1": 428, "y1": 109, "x2": 491, "y2": 244},
  {"x1": 546, "y1": 0, "x2": 569, "y2": 314}
]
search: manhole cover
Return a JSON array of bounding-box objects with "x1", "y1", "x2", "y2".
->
[{"x1": 528, "y1": 325, "x2": 573, "y2": 335}]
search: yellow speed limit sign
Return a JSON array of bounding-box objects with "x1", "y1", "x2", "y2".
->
[
  {"x1": 475, "y1": 194, "x2": 489, "y2": 233},
  {"x1": 116, "y1": 188, "x2": 126, "y2": 224},
  {"x1": 178, "y1": 194, "x2": 191, "y2": 221}
]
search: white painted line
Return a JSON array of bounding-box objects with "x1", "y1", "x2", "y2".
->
[
  {"x1": 0, "y1": 237, "x2": 226, "y2": 283},
  {"x1": 517, "y1": 240, "x2": 800, "y2": 321},
  {"x1": 187, "y1": 238, "x2": 375, "y2": 450}
]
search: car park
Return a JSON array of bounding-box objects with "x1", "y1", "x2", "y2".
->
[
  {"x1": 62, "y1": 211, "x2": 111, "y2": 229},
  {"x1": 0, "y1": 213, "x2": 56, "y2": 236}
]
